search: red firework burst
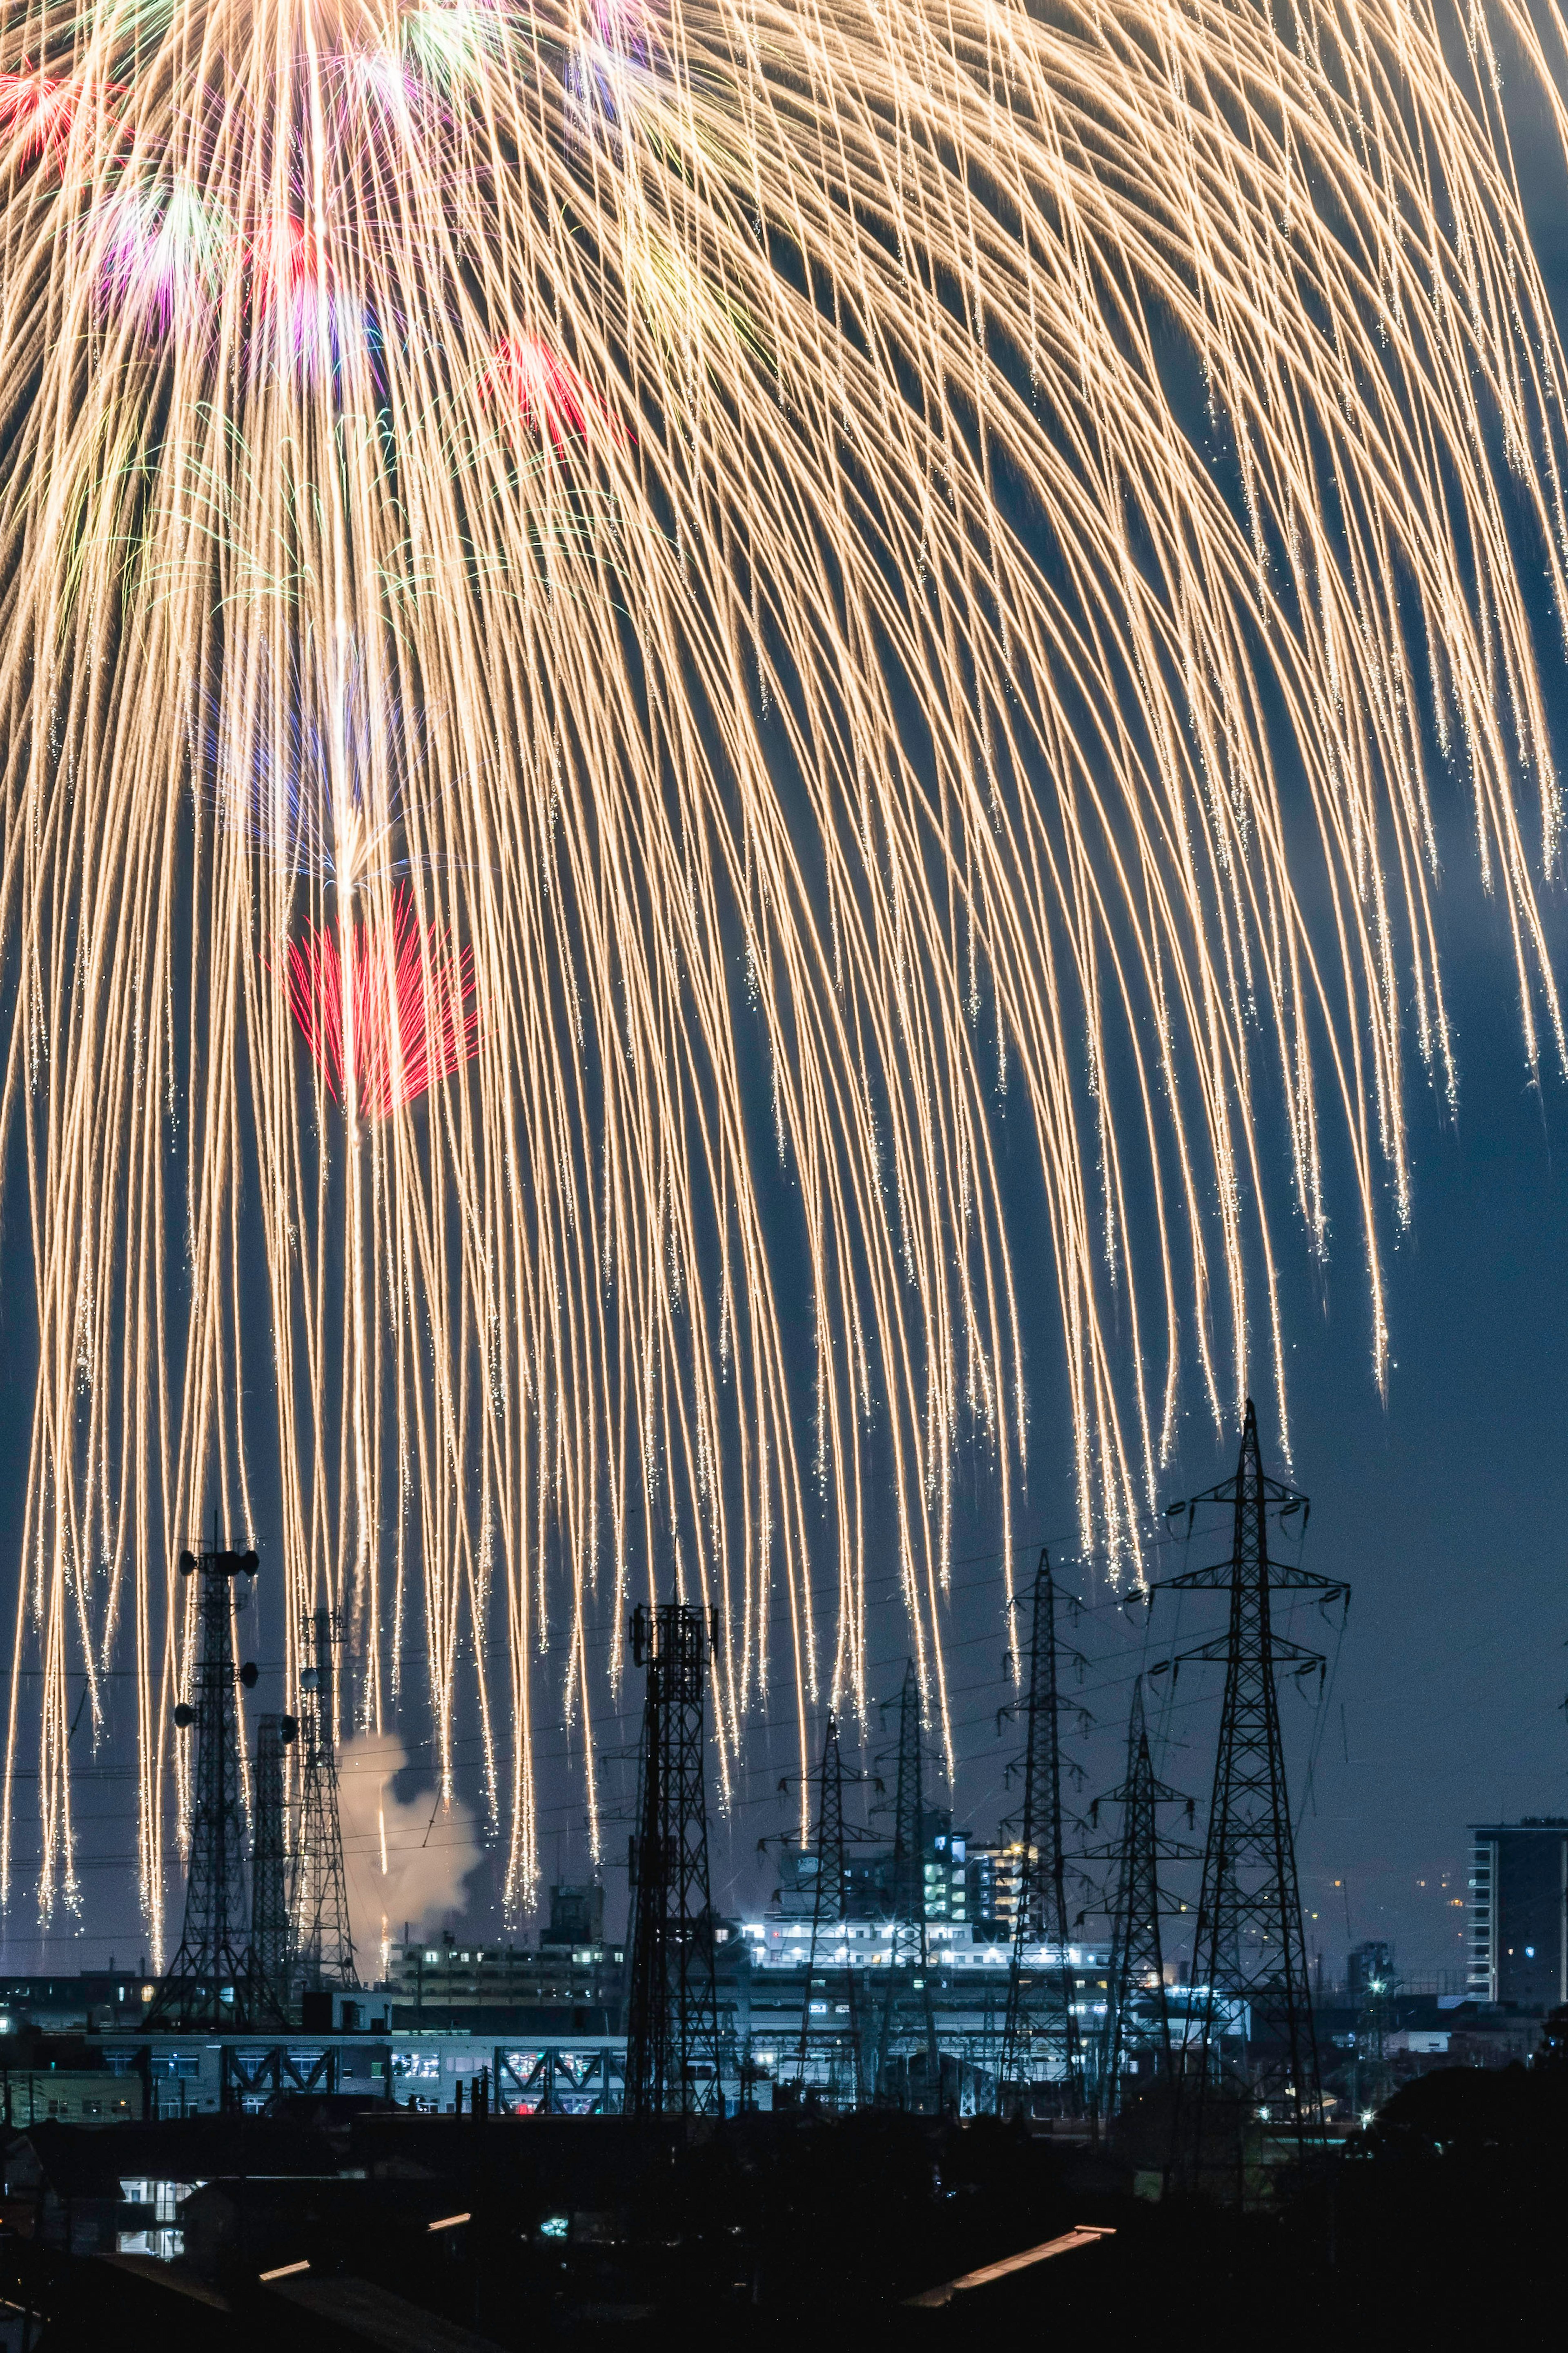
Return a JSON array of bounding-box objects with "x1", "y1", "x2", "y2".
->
[
  {"x1": 285, "y1": 885, "x2": 480, "y2": 1121},
  {"x1": 0, "y1": 70, "x2": 84, "y2": 166},
  {"x1": 481, "y1": 335, "x2": 620, "y2": 447}
]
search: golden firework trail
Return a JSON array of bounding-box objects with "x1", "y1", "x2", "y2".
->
[{"x1": 0, "y1": 0, "x2": 1564, "y2": 1945}]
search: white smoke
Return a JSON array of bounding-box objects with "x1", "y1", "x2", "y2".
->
[{"x1": 335, "y1": 1731, "x2": 484, "y2": 1973}]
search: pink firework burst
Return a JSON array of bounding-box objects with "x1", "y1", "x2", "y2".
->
[
  {"x1": 481, "y1": 335, "x2": 619, "y2": 448},
  {"x1": 285, "y1": 885, "x2": 480, "y2": 1122}
]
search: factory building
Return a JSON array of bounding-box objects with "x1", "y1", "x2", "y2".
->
[
  {"x1": 385, "y1": 1936, "x2": 627, "y2": 2032},
  {"x1": 737, "y1": 1913, "x2": 1114, "y2": 2089},
  {"x1": 382, "y1": 1879, "x2": 628, "y2": 2030}
]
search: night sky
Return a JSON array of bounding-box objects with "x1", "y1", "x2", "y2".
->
[
  {"x1": 0, "y1": 701, "x2": 1563, "y2": 1991},
  {"x1": 567, "y1": 826, "x2": 1568, "y2": 1987},
  {"x1": 3, "y1": 60, "x2": 1568, "y2": 1995}
]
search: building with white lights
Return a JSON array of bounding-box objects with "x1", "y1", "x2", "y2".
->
[{"x1": 1467, "y1": 1818, "x2": 1568, "y2": 2008}]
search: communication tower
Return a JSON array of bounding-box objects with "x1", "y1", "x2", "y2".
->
[
  {"x1": 624, "y1": 1602, "x2": 724, "y2": 2116},
  {"x1": 295, "y1": 1606, "x2": 357, "y2": 1989},
  {"x1": 1353, "y1": 1959, "x2": 1396, "y2": 2121},
  {"x1": 146, "y1": 1535, "x2": 263, "y2": 2029}
]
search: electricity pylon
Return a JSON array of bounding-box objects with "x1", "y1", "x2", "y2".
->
[
  {"x1": 147, "y1": 1538, "x2": 265, "y2": 2028},
  {"x1": 1149, "y1": 1399, "x2": 1348, "y2": 2179},
  {"x1": 872, "y1": 1662, "x2": 942, "y2": 2105},
  {"x1": 295, "y1": 1607, "x2": 357, "y2": 1990},
  {"x1": 782, "y1": 1713, "x2": 874, "y2": 2108},
  {"x1": 624, "y1": 1603, "x2": 724, "y2": 2116},
  {"x1": 996, "y1": 1548, "x2": 1087, "y2": 2116},
  {"x1": 1081, "y1": 1676, "x2": 1198, "y2": 2118}
]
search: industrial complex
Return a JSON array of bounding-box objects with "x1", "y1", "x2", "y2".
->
[{"x1": 0, "y1": 1410, "x2": 1561, "y2": 2342}]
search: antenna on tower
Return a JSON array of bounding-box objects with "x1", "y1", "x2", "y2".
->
[
  {"x1": 295, "y1": 1607, "x2": 357, "y2": 1991},
  {"x1": 1080, "y1": 1675, "x2": 1199, "y2": 2119},
  {"x1": 249, "y1": 1711, "x2": 298, "y2": 2021},
  {"x1": 870, "y1": 1662, "x2": 942, "y2": 2108},
  {"x1": 145, "y1": 1534, "x2": 264, "y2": 2030},
  {"x1": 1148, "y1": 1398, "x2": 1349, "y2": 2188},
  {"x1": 624, "y1": 1602, "x2": 724, "y2": 2117},
  {"x1": 996, "y1": 1548, "x2": 1087, "y2": 2117},
  {"x1": 1352, "y1": 1956, "x2": 1396, "y2": 2124}
]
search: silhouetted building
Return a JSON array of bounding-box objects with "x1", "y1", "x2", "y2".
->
[
  {"x1": 541, "y1": 1882, "x2": 606, "y2": 1948},
  {"x1": 1348, "y1": 1940, "x2": 1394, "y2": 2001},
  {"x1": 1468, "y1": 1820, "x2": 1568, "y2": 2007},
  {"x1": 390, "y1": 1936, "x2": 624, "y2": 2030}
]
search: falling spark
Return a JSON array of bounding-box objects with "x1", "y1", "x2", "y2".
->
[{"x1": 0, "y1": 0, "x2": 1566, "y2": 1945}]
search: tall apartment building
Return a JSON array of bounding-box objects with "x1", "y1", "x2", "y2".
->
[
  {"x1": 774, "y1": 1815, "x2": 970, "y2": 1927},
  {"x1": 1467, "y1": 1820, "x2": 1568, "y2": 2008},
  {"x1": 964, "y1": 1841, "x2": 1032, "y2": 1940}
]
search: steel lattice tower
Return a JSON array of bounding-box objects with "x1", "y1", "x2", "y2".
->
[
  {"x1": 249, "y1": 1711, "x2": 296, "y2": 2021},
  {"x1": 146, "y1": 1539, "x2": 262, "y2": 2029},
  {"x1": 997, "y1": 1548, "x2": 1085, "y2": 2115},
  {"x1": 1353, "y1": 1959, "x2": 1396, "y2": 2121},
  {"x1": 1150, "y1": 1398, "x2": 1348, "y2": 2171},
  {"x1": 872, "y1": 1662, "x2": 941, "y2": 2104},
  {"x1": 295, "y1": 1608, "x2": 358, "y2": 1989},
  {"x1": 1082, "y1": 1677, "x2": 1198, "y2": 2118},
  {"x1": 624, "y1": 1603, "x2": 724, "y2": 2117},
  {"x1": 788, "y1": 1713, "x2": 871, "y2": 2108}
]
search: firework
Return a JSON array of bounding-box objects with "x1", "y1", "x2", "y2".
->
[
  {"x1": 285, "y1": 883, "x2": 481, "y2": 1121},
  {"x1": 211, "y1": 635, "x2": 413, "y2": 885},
  {"x1": 1, "y1": 0, "x2": 1566, "y2": 1942},
  {"x1": 481, "y1": 333, "x2": 615, "y2": 447}
]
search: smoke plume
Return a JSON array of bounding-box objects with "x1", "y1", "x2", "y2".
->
[{"x1": 335, "y1": 1732, "x2": 483, "y2": 1971}]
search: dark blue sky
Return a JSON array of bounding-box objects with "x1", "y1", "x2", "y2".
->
[
  {"x1": 6, "y1": 67, "x2": 1568, "y2": 1984},
  {"x1": 693, "y1": 850, "x2": 1568, "y2": 1989},
  {"x1": 1, "y1": 788, "x2": 1562, "y2": 1985}
]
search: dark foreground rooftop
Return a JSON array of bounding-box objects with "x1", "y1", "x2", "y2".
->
[{"x1": 0, "y1": 2063, "x2": 1565, "y2": 2346}]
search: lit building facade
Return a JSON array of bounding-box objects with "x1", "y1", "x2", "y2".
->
[
  {"x1": 783, "y1": 1817, "x2": 973, "y2": 1927},
  {"x1": 1467, "y1": 1820, "x2": 1568, "y2": 2008},
  {"x1": 964, "y1": 1842, "x2": 1031, "y2": 1935},
  {"x1": 740, "y1": 1915, "x2": 1104, "y2": 1978},
  {"x1": 388, "y1": 1935, "x2": 626, "y2": 2030}
]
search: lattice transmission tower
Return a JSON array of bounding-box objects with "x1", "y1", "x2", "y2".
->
[
  {"x1": 1082, "y1": 1675, "x2": 1198, "y2": 2119},
  {"x1": 871, "y1": 1662, "x2": 942, "y2": 2107},
  {"x1": 624, "y1": 1602, "x2": 724, "y2": 2117},
  {"x1": 782, "y1": 1712, "x2": 876, "y2": 2109},
  {"x1": 1149, "y1": 1399, "x2": 1348, "y2": 2176},
  {"x1": 996, "y1": 1548, "x2": 1087, "y2": 2116},
  {"x1": 249, "y1": 1711, "x2": 297, "y2": 2020},
  {"x1": 147, "y1": 1536, "x2": 265, "y2": 2029},
  {"x1": 295, "y1": 1607, "x2": 357, "y2": 1990}
]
